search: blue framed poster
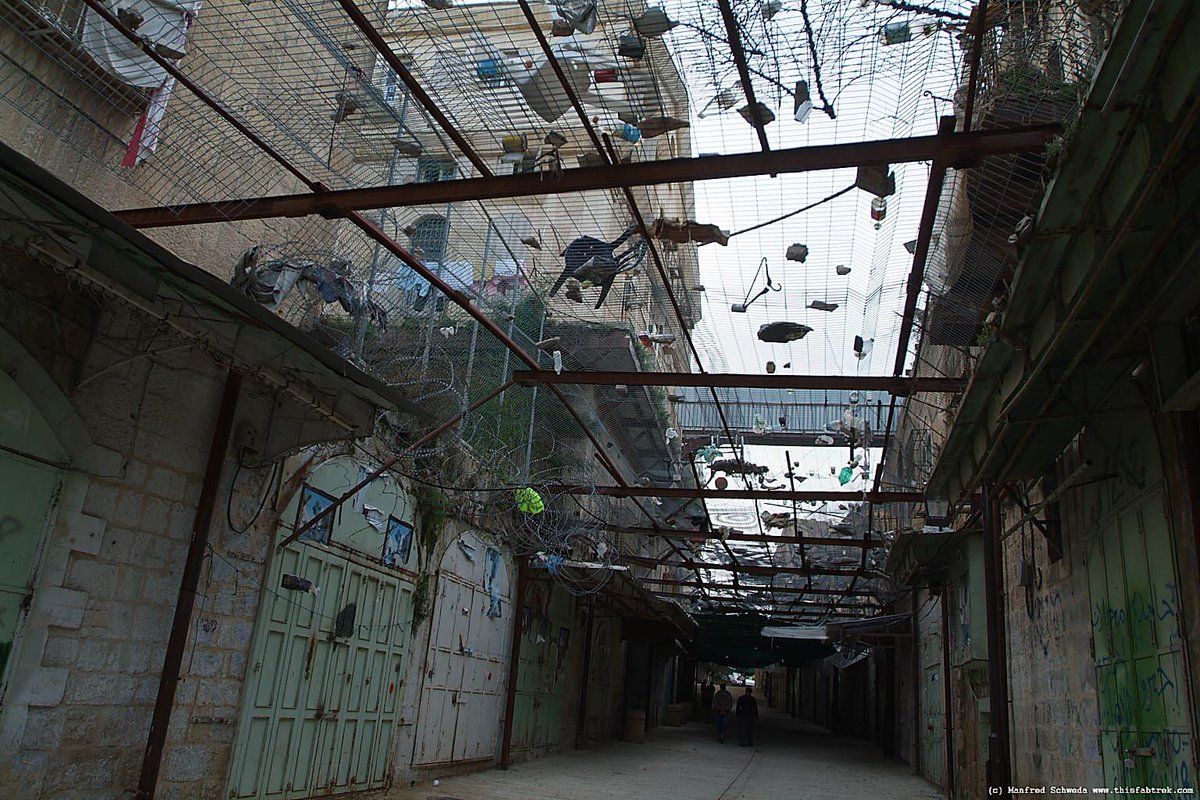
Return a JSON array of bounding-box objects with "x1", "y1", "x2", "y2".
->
[
  {"x1": 383, "y1": 516, "x2": 414, "y2": 566},
  {"x1": 296, "y1": 485, "x2": 335, "y2": 544}
]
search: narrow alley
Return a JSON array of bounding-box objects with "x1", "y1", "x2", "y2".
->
[
  {"x1": 1, "y1": 0, "x2": 1198, "y2": 798},
  {"x1": 386, "y1": 707, "x2": 941, "y2": 800}
]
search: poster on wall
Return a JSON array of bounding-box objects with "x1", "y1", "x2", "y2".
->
[
  {"x1": 383, "y1": 516, "x2": 414, "y2": 567},
  {"x1": 484, "y1": 548, "x2": 503, "y2": 617},
  {"x1": 296, "y1": 486, "x2": 335, "y2": 544}
]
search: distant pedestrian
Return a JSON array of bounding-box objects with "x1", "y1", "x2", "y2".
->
[
  {"x1": 700, "y1": 680, "x2": 714, "y2": 711},
  {"x1": 736, "y1": 687, "x2": 759, "y2": 747},
  {"x1": 713, "y1": 683, "x2": 734, "y2": 742}
]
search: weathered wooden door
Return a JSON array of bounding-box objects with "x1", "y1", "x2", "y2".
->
[
  {"x1": 227, "y1": 457, "x2": 417, "y2": 799},
  {"x1": 412, "y1": 532, "x2": 511, "y2": 766},
  {"x1": 1088, "y1": 487, "x2": 1195, "y2": 793}
]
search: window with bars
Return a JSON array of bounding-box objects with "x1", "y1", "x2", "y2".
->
[{"x1": 415, "y1": 158, "x2": 456, "y2": 184}]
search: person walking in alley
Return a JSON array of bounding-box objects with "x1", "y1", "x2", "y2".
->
[
  {"x1": 736, "y1": 686, "x2": 759, "y2": 747},
  {"x1": 700, "y1": 680, "x2": 714, "y2": 715},
  {"x1": 713, "y1": 683, "x2": 734, "y2": 742}
]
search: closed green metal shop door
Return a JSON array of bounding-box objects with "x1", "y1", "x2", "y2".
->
[
  {"x1": 228, "y1": 458, "x2": 417, "y2": 798},
  {"x1": 412, "y1": 533, "x2": 511, "y2": 767},
  {"x1": 1088, "y1": 488, "x2": 1195, "y2": 795},
  {"x1": 0, "y1": 369, "x2": 64, "y2": 689}
]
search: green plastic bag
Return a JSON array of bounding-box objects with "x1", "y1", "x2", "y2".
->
[
  {"x1": 837, "y1": 466, "x2": 854, "y2": 486},
  {"x1": 515, "y1": 487, "x2": 544, "y2": 515}
]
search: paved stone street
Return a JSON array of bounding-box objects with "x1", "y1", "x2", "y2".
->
[{"x1": 387, "y1": 708, "x2": 942, "y2": 800}]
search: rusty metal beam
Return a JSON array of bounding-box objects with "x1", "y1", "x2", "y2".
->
[
  {"x1": 625, "y1": 554, "x2": 883, "y2": 579},
  {"x1": 640, "y1": 578, "x2": 880, "y2": 596},
  {"x1": 553, "y1": 484, "x2": 921, "y2": 503},
  {"x1": 874, "y1": 116, "x2": 955, "y2": 497},
  {"x1": 715, "y1": 0, "x2": 770, "y2": 152},
  {"x1": 696, "y1": 607, "x2": 868, "y2": 618},
  {"x1": 610, "y1": 526, "x2": 885, "y2": 549},
  {"x1": 893, "y1": 115, "x2": 955, "y2": 378},
  {"x1": 139, "y1": 371, "x2": 241, "y2": 799},
  {"x1": 115, "y1": 126, "x2": 1060, "y2": 228},
  {"x1": 652, "y1": 590, "x2": 876, "y2": 609},
  {"x1": 334, "y1": 0, "x2": 493, "y2": 177},
  {"x1": 515, "y1": 370, "x2": 964, "y2": 393},
  {"x1": 962, "y1": 0, "x2": 991, "y2": 132}
]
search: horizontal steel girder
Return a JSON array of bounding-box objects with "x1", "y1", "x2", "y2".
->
[
  {"x1": 513, "y1": 371, "x2": 964, "y2": 394},
  {"x1": 651, "y1": 590, "x2": 876, "y2": 609},
  {"x1": 115, "y1": 125, "x2": 1060, "y2": 228},
  {"x1": 610, "y1": 526, "x2": 885, "y2": 549},
  {"x1": 625, "y1": 554, "x2": 883, "y2": 578},
  {"x1": 640, "y1": 579, "x2": 880, "y2": 596},
  {"x1": 551, "y1": 484, "x2": 922, "y2": 503}
]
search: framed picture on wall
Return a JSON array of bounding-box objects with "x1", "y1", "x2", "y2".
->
[
  {"x1": 383, "y1": 516, "x2": 414, "y2": 567},
  {"x1": 295, "y1": 486, "x2": 336, "y2": 544}
]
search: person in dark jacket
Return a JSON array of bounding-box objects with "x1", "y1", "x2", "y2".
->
[
  {"x1": 700, "y1": 680, "x2": 715, "y2": 712},
  {"x1": 736, "y1": 686, "x2": 759, "y2": 746},
  {"x1": 713, "y1": 683, "x2": 734, "y2": 742}
]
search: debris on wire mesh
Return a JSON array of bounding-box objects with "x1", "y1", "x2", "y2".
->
[
  {"x1": 815, "y1": 434, "x2": 835, "y2": 445},
  {"x1": 738, "y1": 102, "x2": 776, "y2": 126},
  {"x1": 870, "y1": 196, "x2": 887, "y2": 228},
  {"x1": 760, "y1": 511, "x2": 794, "y2": 529},
  {"x1": 521, "y1": 235, "x2": 542, "y2": 250},
  {"x1": 708, "y1": 458, "x2": 769, "y2": 476},
  {"x1": 552, "y1": 0, "x2": 598, "y2": 35},
  {"x1": 438, "y1": 325, "x2": 456, "y2": 338},
  {"x1": 331, "y1": 90, "x2": 361, "y2": 122},
  {"x1": 637, "y1": 331, "x2": 676, "y2": 346},
  {"x1": 650, "y1": 218, "x2": 729, "y2": 246},
  {"x1": 855, "y1": 163, "x2": 896, "y2": 198},
  {"x1": 793, "y1": 80, "x2": 813, "y2": 122},
  {"x1": 618, "y1": 34, "x2": 645, "y2": 59},
  {"x1": 761, "y1": 0, "x2": 783, "y2": 21},
  {"x1": 836, "y1": 264, "x2": 851, "y2": 275},
  {"x1": 633, "y1": 7, "x2": 678, "y2": 37},
  {"x1": 853, "y1": 335, "x2": 874, "y2": 360},
  {"x1": 766, "y1": 360, "x2": 776, "y2": 373},
  {"x1": 535, "y1": 336, "x2": 561, "y2": 351},
  {"x1": 698, "y1": 88, "x2": 739, "y2": 118},
  {"x1": 785, "y1": 243, "x2": 809, "y2": 262},
  {"x1": 564, "y1": 280, "x2": 584, "y2": 303},
  {"x1": 548, "y1": 227, "x2": 647, "y2": 309},
  {"x1": 808, "y1": 300, "x2": 839, "y2": 312},
  {"x1": 422, "y1": 0, "x2": 454, "y2": 8},
  {"x1": 636, "y1": 116, "x2": 689, "y2": 138},
  {"x1": 758, "y1": 321, "x2": 812, "y2": 343},
  {"x1": 392, "y1": 138, "x2": 423, "y2": 156},
  {"x1": 230, "y1": 246, "x2": 386, "y2": 330},
  {"x1": 515, "y1": 487, "x2": 544, "y2": 515}
]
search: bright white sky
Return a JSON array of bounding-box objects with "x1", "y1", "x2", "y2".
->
[{"x1": 664, "y1": 0, "x2": 965, "y2": 524}]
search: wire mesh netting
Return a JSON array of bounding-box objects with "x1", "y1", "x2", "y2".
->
[{"x1": 0, "y1": 0, "x2": 1131, "y2": 611}]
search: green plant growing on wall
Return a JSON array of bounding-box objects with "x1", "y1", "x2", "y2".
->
[
  {"x1": 410, "y1": 485, "x2": 447, "y2": 630},
  {"x1": 996, "y1": 65, "x2": 1081, "y2": 103},
  {"x1": 411, "y1": 572, "x2": 432, "y2": 629},
  {"x1": 415, "y1": 485, "x2": 447, "y2": 561}
]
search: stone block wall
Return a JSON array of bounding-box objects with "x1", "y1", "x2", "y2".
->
[
  {"x1": 0, "y1": 249, "x2": 285, "y2": 799},
  {"x1": 1002, "y1": 490, "x2": 1104, "y2": 789}
]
